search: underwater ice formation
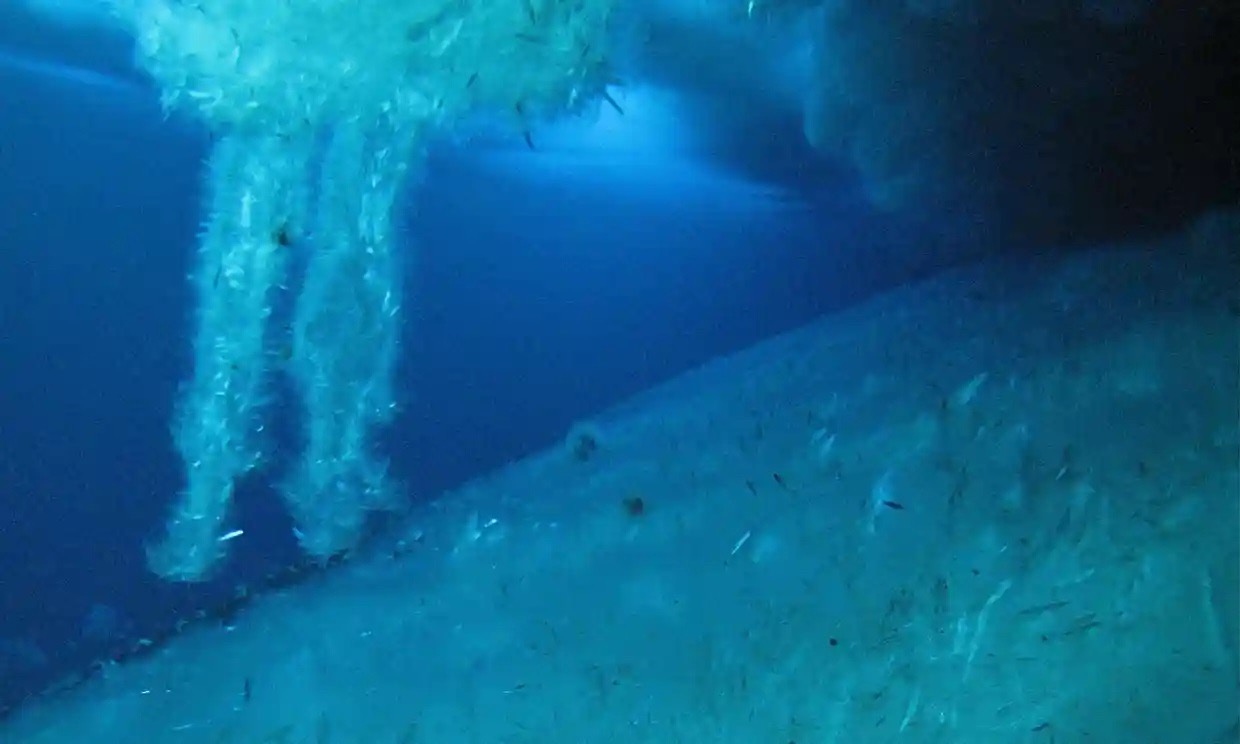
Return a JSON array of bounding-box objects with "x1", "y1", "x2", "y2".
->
[
  {"x1": 112, "y1": 0, "x2": 619, "y2": 580},
  {"x1": 793, "y1": 0, "x2": 1237, "y2": 241}
]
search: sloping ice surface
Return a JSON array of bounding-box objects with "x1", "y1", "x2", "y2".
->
[{"x1": 5, "y1": 212, "x2": 1238, "y2": 743}]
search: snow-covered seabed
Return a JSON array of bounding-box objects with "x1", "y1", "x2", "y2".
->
[{"x1": 6, "y1": 214, "x2": 1239, "y2": 743}]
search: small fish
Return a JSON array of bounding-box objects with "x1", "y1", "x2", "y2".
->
[
  {"x1": 273, "y1": 224, "x2": 293, "y2": 247},
  {"x1": 602, "y1": 90, "x2": 624, "y2": 116},
  {"x1": 622, "y1": 495, "x2": 645, "y2": 518},
  {"x1": 731, "y1": 530, "x2": 751, "y2": 556},
  {"x1": 881, "y1": 500, "x2": 905, "y2": 511}
]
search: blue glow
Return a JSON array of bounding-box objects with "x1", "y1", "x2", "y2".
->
[{"x1": 0, "y1": 48, "x2": 140, "y2": 95}]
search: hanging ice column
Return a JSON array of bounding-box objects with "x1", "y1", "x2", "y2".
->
[
  {"x1": 283, "y1": 120, "x2": 415, "y2": 560},
  {"x1": 115, "y1": 0, "x2": 620, "y2": 580},
  {"x1": 151, "y1": 131, "x2": 316, "y2": 579}
]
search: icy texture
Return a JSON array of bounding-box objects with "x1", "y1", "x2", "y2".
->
[{"x1": 120, "y1": 0, "x2": 620, "y2": 578}]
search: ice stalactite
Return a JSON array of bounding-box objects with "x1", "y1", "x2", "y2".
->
[{"x1": 113, "y1": 0, "x2": 620, "y2": 580}]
